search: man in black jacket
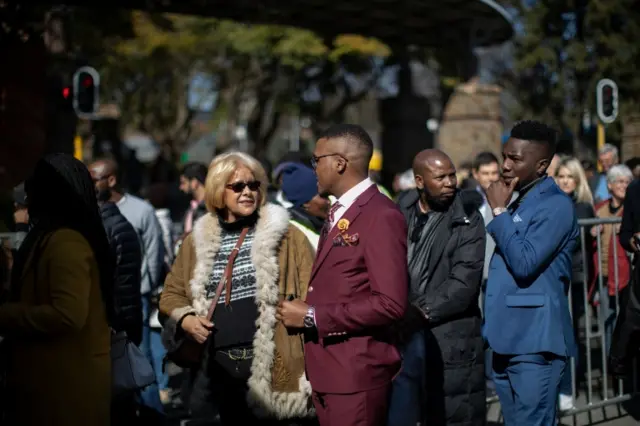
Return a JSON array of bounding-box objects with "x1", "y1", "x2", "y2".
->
[
  {"x1": 100, "y1": 201, "x2": 143, "y2": 345},
  {"x1": 389, "y1": 149, "x2": 486, "y2": 426},
  {"x1": 610, "y1": 178, "x2": 640, "y2": 378},
  {"x1": 99, "y1": 200, "x2": 144, "y2": 425}
]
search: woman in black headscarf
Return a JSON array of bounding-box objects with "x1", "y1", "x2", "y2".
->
[{"x1": 0, "y1": 153, "x2": 114, "y2": 426}]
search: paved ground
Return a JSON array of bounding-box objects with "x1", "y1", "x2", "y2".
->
[
  {"x1": 487, "y1": 393, "x2": 640, "y2": 425},
  {"x1": 165, "y1": 344, "x2": 640, "y2": 425},
  {"x1": 486, "y1": 344, "x2": 640, "y2": 425},
  {"x1": 166, "y1": 364, "x2": 640, "y2": 426}
]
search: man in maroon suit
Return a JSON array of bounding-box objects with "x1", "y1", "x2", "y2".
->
[{"x1": 277, "y1": 124, "x2": 408, "y2": 426}]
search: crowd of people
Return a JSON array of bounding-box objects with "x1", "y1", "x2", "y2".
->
[{"x1": 0, "y1": 120, "x2": 639, "y2": 426}]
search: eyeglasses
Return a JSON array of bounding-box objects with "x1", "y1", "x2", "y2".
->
[
  {"x1": 612, "y1": 179, "x2": 631, "y2": 186},
  {"x1": 226, "y1": 181, "x2": 261, "y2": 193},
  {"x1": 311, "y1": 153, "x2": 348, "y2": 169}
]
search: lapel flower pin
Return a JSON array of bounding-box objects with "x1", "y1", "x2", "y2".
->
[
  {"x1": 333, "y1": 218, "x2": 359, "y2": 246},
  {"x1": 337, "y1": 218, "x2": 350, "y2": 232}
]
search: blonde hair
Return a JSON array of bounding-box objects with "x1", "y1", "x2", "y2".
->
[
  {"x1": 556, "y1": 157, "x2": 593, "y2": 205},
  {"x1": 204, "y1": 151, "x2": 268, "y2": 212}
]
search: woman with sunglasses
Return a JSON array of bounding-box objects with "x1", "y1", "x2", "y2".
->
[{"x1": 160, "y1": 152, "x2": 316, "y2": 425}]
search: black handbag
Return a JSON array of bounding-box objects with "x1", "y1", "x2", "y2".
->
[{"x1": 111, "y1": 330, "x2": 156, "y2": 396}]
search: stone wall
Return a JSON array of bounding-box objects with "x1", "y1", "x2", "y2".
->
[
  {"x1": 437, "y1": 79, "x2": 503, "y2": 168},
  {"x1": 622, "y1": 114, "x2": 640, "y2": 160}
]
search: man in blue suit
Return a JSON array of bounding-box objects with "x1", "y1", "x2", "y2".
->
[{"x1": 483, "y1": 120, "x2": 578, "y2": 425}]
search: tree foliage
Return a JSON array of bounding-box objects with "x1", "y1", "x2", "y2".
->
[
  {"x1": 83, "y1": 11, "x2": 390, "y2": 157},
  {"x1": 505, "y1": 0, "x2": 640, "y2": 151}
]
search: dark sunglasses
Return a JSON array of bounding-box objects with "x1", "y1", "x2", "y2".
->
[
  {"x1": 226, "y1": 180, "x2": 261, "y2": 193},
  {"x1": 311, "y1": 153, "x2": 348, "y2": 169}
]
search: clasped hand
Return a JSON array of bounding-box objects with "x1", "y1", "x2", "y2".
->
[
  {"x1": 181, "y1": 315, "x2": 213, "y2": 344},
  {"x1": 276, "y1": 298, "x2": 308, "y2": 328}
]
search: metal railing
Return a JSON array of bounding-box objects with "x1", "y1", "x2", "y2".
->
[
  {"x1": 0, "y1": 232, "x2": 25, "y2": 250},
  {"x1": 486, "y1": 216, "x2": 639, "y2": 424},
  {"x1": 564, "y1": 217, "x2": 637, "y2": 424}
]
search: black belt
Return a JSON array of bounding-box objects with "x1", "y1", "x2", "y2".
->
[{"x1": 216, "y1": 347, "x2": 254, "y2": 361}]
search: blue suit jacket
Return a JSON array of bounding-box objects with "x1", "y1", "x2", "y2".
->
[{"x1": 483, "y1": 177, "x2": 579, "y2": 358}]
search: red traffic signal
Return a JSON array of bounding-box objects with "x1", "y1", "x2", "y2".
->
[{"x1": 72, "y1": 67, "x2": 100, "y2": 117}]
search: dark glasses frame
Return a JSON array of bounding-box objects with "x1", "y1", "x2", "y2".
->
[
  {"x1": 311, "y1": 153, "x2": 348, "y2": 169},
  {"x1": 226, "y1": 180, "x2": 261, "y2": 193}
]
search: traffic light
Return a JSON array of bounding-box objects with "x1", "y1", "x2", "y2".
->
[
  {"x1": 596, "y1": 79, "x2": 618, "y2": 124},
  {"x1": 72, "y1": 66, "x2": 99, "y2": 118}
]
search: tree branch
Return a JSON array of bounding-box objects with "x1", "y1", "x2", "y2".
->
[
  {"x1": 323, "y1": 58, "x2": 382, "y2": 122},
  {"x1": 247, "y1": 60, "x2": 284, "y2": 156}
]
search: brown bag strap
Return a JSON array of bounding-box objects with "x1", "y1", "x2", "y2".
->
[{"x1": 205, "y1": 227, "x2": 250, "y2": 320}]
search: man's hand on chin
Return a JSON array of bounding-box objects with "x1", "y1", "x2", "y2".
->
[
  {"x1": 486, "y1": 177, "x2": 519, "y2": 210},
  {"x1": 276, "y1": 299, "x2": 308, "y2": 328}
]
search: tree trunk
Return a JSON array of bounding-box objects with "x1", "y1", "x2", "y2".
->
[{"x1": 379, "y1": 47, "x2": 432, "y2": 187}]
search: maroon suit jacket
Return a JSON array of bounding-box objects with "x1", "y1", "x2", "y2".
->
[{"x1": 305, "y1": 184, "x2": 408, "y2": 394}]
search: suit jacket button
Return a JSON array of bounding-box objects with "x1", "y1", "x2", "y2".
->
[{"x1": 308, "y1": 286, "x2": 313, "y2": 292}]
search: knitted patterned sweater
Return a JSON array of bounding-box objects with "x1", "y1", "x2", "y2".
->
[{"x1": 205, "y1": 218, "x2": 258, "y2": 349}]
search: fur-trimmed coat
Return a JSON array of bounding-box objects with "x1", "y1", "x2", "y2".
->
[{"x1": 159, "y1": 204, "x2": 315, "y2": 419}]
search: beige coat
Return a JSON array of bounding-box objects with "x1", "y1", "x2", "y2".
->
[{"x1": 160, "y1": 203, "x2": 315, "y2": 419}]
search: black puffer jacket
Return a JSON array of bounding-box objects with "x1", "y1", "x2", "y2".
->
[
  {"x1": 571, "y1": 198, "x2": 595, "y2": 283},
  {"x1": 100, "y1": 202, "x2": 143, "y2": 345},
  {"x1": 399, "y1": 190, "x2": 486, "y2": 426}
]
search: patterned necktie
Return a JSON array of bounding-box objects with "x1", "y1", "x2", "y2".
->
[{"x1": 322, "y1": 202, "x2": 342, "y2": 237}]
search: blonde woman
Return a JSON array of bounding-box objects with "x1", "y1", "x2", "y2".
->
[
  {"x1": 159, "y1": 152, "x2": 316, "y2": 425},
  {"x1": 556, "y1": 157, "x2": 594, "y2": 206},
  {"x1": 555, "y1": 157, "x2": 595, "y2": 410}
]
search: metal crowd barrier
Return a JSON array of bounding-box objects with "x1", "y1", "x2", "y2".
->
[{"x1": 485, "y1": 216, "x2": 639, "y2": 424}]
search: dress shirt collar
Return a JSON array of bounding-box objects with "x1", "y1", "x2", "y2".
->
[{"x1": 336, "y1": 177, "x2": 375, "y2": 211}]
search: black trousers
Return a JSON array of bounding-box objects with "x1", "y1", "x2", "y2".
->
[
  {"x1": 111, "y1": 394, "x2": 138, "y2": 426},
  {"x1": 189, "y1": 346, "x2": 317, "y2": 426}
]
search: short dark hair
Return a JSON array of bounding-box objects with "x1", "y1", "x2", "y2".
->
[
  {"x1": 460, "y1": 161, "x2": 473, "y2": 170},
  {"x1": 144, "y1": 183, "x2": 170, "y2": 209},
  {"x1": 510, "y1": 120, "x2": 557, "y2": 157},
  {"x1": 320, "y1": 124, "x2": 374, "y2": 161},
  {"x1": 181, "y1": 162, "x2": 208, "y2": 184},
  {"x1": 473, "y1": 152, "x2": 499, "y2": 171},
  {"x1": 625, "y1": 157, "x2": 640, "y2": 171},
  {"x1": 581, "y1": 159, "x2": 596, "y2": 172}
]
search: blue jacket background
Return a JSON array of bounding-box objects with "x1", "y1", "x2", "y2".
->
[{"x1": 483, "y1": 176, "x2": 579, "y2": 357}]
